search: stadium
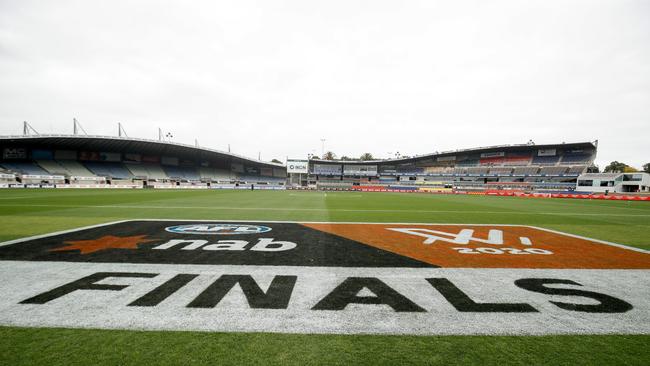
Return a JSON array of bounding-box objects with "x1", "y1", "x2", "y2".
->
[
  {"x1": 294, "y1": 141, "x2": 596, "y2": 192},
  {"x1": 2, "y1": 134, "x2": 648, "y2": 199},
  {"x1": 0, "y1": 130, "x2": 648, "y2": 365},
  {"x1": 1, "y1": 1, "x2": 648, "y2": 364},
  {"x1": 0, "y1": 133, "x2": 287, "y2": 189}
]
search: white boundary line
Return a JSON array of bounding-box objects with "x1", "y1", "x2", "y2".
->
[
  {"x1": 0, "y1": 218, "x2": 648, "y2": 254},
  {"x1": 0, "y1": 220, "x2": 131, "y2": 248}
]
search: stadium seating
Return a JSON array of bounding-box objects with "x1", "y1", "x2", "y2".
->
[
  {"x1": 199, "y1": 167, "x2": 233, "y2": 181},
  {"x1": 395, "y1": 166, "x2": 424, "y2": 174},
  {"x1": 456, "y1": 159, "x2": 479, "y2": 167},
  {"x1": 513, "y1": 166, "x2": 540, "y2": 175},
  {"x1": 424, "y1": 167, "x2": 452, "y2": 174},
  {"x1": 567, "y1": 165, "x2": 587, "y2": 175},
  {"x1": 502, "y1": 156, "x2": 532, "y2": 166},
  {"x1": 479, "y1": 157, "x2": 504, "y2": 165},
  {"x1": 532, "y1": 155, "x2": 560, "y2": 165},
  {"x1": 1, "y1": 162, "x2": 50, "y2": 175},
  {"x1": 84, "y1": 162, "x2": 134, "y2": 179},
  {"x1": 36, "y1": 160, "x2": 70, "y2": 176},
  {"x1": 57, "y1": 160, "x2": 96, "y2": 177},
  {"x1": 163, "y1": 166, "x2": 200, "y2": 181},
  {"x1": 125, "y1": 163, "x2": 168, "y2": 180},
  {"x1": 467, "y1": 167, "x2": 489, "y2": 175},
  {"x1": 488, "y1": 167, "x2": 513, "y2": 175},
  {"x1": 561, "y1": 153, "x2": 592, "y2": 164},
  {"x1": 540, "y1": 166, "x2": 569, "y2": 175}
]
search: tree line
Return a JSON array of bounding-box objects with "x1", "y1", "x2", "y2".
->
[
  {"x1": 594, "y1": 161, "x2": 650, "y2": 174},
  {"x1": 317, "y1": 152, "x2": 377, "y2": 161},
  {"x1": 315, "y1": 152, "x2": 414, "y2": 161}
]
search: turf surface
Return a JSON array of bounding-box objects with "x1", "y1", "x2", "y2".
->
[{"x1": 0, "y1": 189, "x2": 648, "y2": 365}]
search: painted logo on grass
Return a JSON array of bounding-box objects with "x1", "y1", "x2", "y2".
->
[
  {"x1": 1, "y1": 220, "x2": 649, "y2": 336},
  {"x1": 0, "y1": 220, "x2": 648, "y2": 269},
  {"x1": 165, "y1": 224, "x2": 272, "y2": 235}
]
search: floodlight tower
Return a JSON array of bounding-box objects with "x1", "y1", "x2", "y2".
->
[{"x1": 118, "y1": 123, "x2": 128, "y2": 137}]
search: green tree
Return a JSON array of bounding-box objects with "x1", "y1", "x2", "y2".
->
[
  {"x1": 623, "y1": 166, "x2": 638, "y2": 173},
  {"x1": 603, "y1": 161, "x2": 629, "y2": 173},
  {"x1": 643, "y1": 163, "x2": 650, "y2": 173},
  {"x1": 339, "y1": 156, "x2": 354, "y2": 161},
  {"x1": 271, "y1": 159, "x2": 282, "y2": 164},
  {"x1": 323, "y1": 151, "x2": 336, "y2": 160},
  {"x1": 587, "y1": 165, "x2": 600, "y2": 173},
  {"x1": 359, "y1": 153, "x2": 374, "y2": 161}
]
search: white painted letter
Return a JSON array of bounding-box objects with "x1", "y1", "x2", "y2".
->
[
  {"x1": 202, "y1": 240, "x2": 248, "y2": 251},
  {"x1": 153, "y1": 239, "x2": 208, "y2": 250},
  {"x1": 250, "y1": 238, "x2": 297, "y2": 252}
]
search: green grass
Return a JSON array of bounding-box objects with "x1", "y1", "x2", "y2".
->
[
  {"x1": 0, "y1": 327, "x2": 648, "y2": 366},
  {"x1": 0, "y1": 188, "x2": 649, "y2": 365}
]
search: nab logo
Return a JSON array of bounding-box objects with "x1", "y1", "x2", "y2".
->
[{"x1": 165, "y1": 224, "x2": 272, "y2": 235}]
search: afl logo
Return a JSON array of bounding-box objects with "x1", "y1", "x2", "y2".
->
[{"x1": 165, "y1": 224, "x2": 272, "y2": 235}]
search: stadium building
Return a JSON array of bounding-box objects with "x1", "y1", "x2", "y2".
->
[
  {"x1": 576, "y1": 172, "x2": 650, "y2": 193},
  {"x1": 289, "y1": 141, "x2": 597, "y2": 193},
  {"x1": 0, "y1": 134, "x2": 286, "y2": 189},
  {"x1": 0, "y1": 132, "x2": 598, "y2": 193}
]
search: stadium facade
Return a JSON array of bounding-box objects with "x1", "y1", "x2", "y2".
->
[
  {"x1": 289, "y1": 141, "x2": 597, "y2": 193},
  {"x1": 0, "y1": 134, "x2": 598, "y2": 193},
  {"x1": 0, "y1": 135, "x2": 286, "y2": 189},
  {"x1": 576, "y1": 172, "x2": 650, "y2": 193}
]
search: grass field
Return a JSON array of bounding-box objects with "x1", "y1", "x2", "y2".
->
[{"x1": 0, "y1": 189, "x2": 648, "y2": 365}]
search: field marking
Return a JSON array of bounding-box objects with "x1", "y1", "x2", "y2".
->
[
  {"x1": 0, "y1": 196, "x2": 42, "y2": 200},
  {"x1": 2, "y1": 203, "x2": 650, "y2": 217},
  {"x1": 288, "y1": 193, "x2": 328, "y2": 197},
  {"x1": 0, "y1": 220, "x2": 132, "y2": 248},
  {"x1": 1, "y1": 218, "x2": 647, "y2": 254},
  {"x1": 1, "y1": 262, "x2": 648, "y2": 335}
]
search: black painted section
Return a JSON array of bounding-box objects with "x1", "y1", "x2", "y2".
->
[
  {"x1": 312, "y1": 277, "x2": 426, "y2": 312},
  {"x1": 129, "y1": 274, "x2": 199, "y2": 307},
  {"x1": 20, "y1": 272, "x2": 157, "y2": 304},
  {"x1": 514, "y1": 278, "x2": 633, "y2": 313},
  {"x1": 0, "y1": 221, "x2": 434, "y2": 267},
  {"x1": 187, "y1": 275, "x2": 297, "y2": 309},
  {"x1": 427, "y1": 278, "x2": 538, "y2": 313}
]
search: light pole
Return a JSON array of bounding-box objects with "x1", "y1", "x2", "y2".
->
[{"x1": 320, "y1": 138, "x2": 326, "y2": 157}]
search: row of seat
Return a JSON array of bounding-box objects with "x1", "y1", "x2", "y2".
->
[
  {"x1": 0, "y1": 161, "x2": 281, "y2": 182},
  {"x1": 419, "y1": 165, "x2": 587, "y2": 175}
]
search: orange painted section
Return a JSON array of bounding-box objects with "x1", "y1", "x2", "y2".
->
[{"x1": 301, "y1": 223, "x2": 650, "y2": 269}]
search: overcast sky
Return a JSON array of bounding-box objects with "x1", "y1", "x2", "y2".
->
[{"x1": 0, "y1": 0, "x2": 648, "y2": 168}]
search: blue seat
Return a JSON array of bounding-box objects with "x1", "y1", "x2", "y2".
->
[
  {"x1": 84, "y1": 162, "x2": 134, "y2": 179},
  {"x1": 532, "y1": 155, "x2": 560, "y2": 165},
  {"x1": 163, "y1": 166, "x2": 200, "y2": 180},
  {"x1": 1, "y1": 162, "x2": 50, "y2": 175}
]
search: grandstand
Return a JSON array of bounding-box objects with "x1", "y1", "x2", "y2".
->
[
  {"x1": 297, "y1": 142, "x2": 597, "y2": 193},
  {"x1": 0, "y1": 135, "x2": 598, "y2": 193},
  {"x1": 1, "y1": 162, "x2": 50, "y2": 175},
  {"x1": 0, "y1": 135, "x2": 285, "y2": 188}
]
